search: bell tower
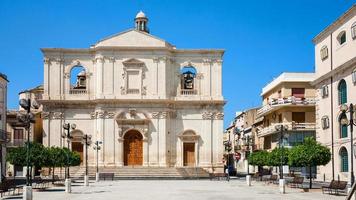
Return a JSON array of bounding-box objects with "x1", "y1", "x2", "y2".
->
[{"x1": 135, "y1": 11, "x2": 149, "y2": 33}]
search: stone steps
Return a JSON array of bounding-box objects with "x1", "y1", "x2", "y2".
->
[{"x1": 52, "y1": 167, "x2": 210, "y2": 180}]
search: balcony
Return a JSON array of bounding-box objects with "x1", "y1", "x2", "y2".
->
[
  {"x1": 257, "y1": 96, "x2": 316, "y2": 117},
  {"x1": 258, "y1": 122, "x2": 316, "y2": 137},
  {"x1": 69, "y1": 89, "x2": 87, "y2": 95},
  {"x1": 180, "y1": 89, "x2": 197, "y2": 95},
  {"x1": 126, "y1": 89, "x2": 140, "y2": 94}
]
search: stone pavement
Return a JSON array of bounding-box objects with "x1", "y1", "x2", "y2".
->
[{"x1": 3, "y1": 179, "x2": 345, "y2": 200}]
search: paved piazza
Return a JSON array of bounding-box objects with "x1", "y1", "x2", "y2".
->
[{"x1": 6, "y1": 179, "x2": 345, "y2": 200}]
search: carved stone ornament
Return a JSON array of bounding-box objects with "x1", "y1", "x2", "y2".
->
[
  {"x1": 160, "y1": 111, "x2": 168, "y2": 119},
  {"x1": 107, "y1": 57, "x2": 116, "y2": 63},
  {"x1": 203, "y1": 58, "x2": 212, "y2": 65},
  {"x1": 202, "y1": 112, "x2": 214, "y2": 120},
  {"x1": 196, "y1": 73, "x2": 204, "y2": 79},
  {"x1": 106, "y1": 112, "x2": 115, "y2": 119},
  {"x1": 141, "y1": 86, "x2": 147, "y2": 95},
  {"x1": 120, "y1": 86, "x2": 126, "y2": 95},
  {"x1": 151, "y1": 112, "x2": 160, "y2": 119},
  {"x1": 52, "y1": 112, "x2": 63, "y2": 119},
  {"x1": 152, "y1": 57, "x2": 159, "y2": 63},
  {"x1": 42, "y1": 112, "x2": 50, "y2": 119},
  {"x1": 72, "y1": 60, "x2": 81, "y2": 66},
  {"x1": 97, "y1": 111, "x2": 105, "y2": 119},
  {"x1": 64, "y1": 72, "x2": 70, "y2": 79},
  {"x1": 90, "y1": 111, "x2": 97, "y2": 119},
  {"x1": 214, "y1": 112, "x2": 224, "y2": 120}
]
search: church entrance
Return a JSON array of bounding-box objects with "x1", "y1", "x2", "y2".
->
[
  {"x1": 72, "y1": 142, "x2": 83, "y2": 163},
  {"x1": 124, "y1": 130, "x2": 143, "y2": 166},
  {"x1": 183, "y1": 143, "x2": 195, "y2": 167}
]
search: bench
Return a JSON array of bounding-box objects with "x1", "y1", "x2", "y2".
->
[
  {"x1": 209, "y1": 173, "x2": 228, "y2": 181},
  {"x1": 251, "y1": 172, "x2": 261, "y2": 181},
  {"x1": 32, "y1": 177, "x2": 50, "y2": 190},
  {"x1": 264, "y1": 175, "x2": 278, "y2": 184},
  {"x1": 322, "y1": 180, "x2": 348, "y2": 195},
  {"x1": 288, "y1": 176, "x2": 304, "y2": 188},
  {"x1": 99, "y1": 172, "x2": 114, "y2": 181},
  {"x1": 0, "y1": 179, "x2": 22, "y2": 197}
]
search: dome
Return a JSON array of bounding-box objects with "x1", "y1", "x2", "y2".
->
[{"x1": 135, "y1": 11, "x2": 146, "y2": 18}]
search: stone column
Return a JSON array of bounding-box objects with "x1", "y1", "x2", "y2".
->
[
  {"x1": 95, "y1": 56, "x2": 104, "y2": 98},
  {"x1": 143, "y1": 127, "x2": 149, "y2": 166},
  {"x1": 158, "y1": 112, "x2": 167, "y2": 167},
  {"x1": 97, "y1": 110, "x2": 105, "y2": 166}
]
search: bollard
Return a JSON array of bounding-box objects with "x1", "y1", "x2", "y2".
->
[
  {"x1": 279, "y1": 179, "x2": 285, "y2": 194},
  {"x1": 23, "y1": 185, "x2": 32, "y2": 200},
  {"x1": 65, "y1": 178, "x2": 72, "y2": 193},
  {"x1": 84, "y1": 175, "x2": 89, "y2": 186},
  {"x1": 96, "y1": 172, "x2": 100, "y2": 182},
  {"x1": 246, "y1": 175, "x2": 251, "y2": 186}
]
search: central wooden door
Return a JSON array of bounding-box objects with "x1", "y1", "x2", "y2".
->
[
  {"x1": 124, "y1": 130, "x2": 143, "y2": 166},
  {"x1": 183, "y1": 143, "x2": 195, "y2": 167},
  {"x1": 72, "y1": 142, "x2": 84, "y2": 163}
]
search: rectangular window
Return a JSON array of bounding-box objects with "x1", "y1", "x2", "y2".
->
[
  {"x1": 321, "y1": 85, "x2": 329, "y2": 98},
  {"x1": 341, "y1": 125, "x2": 348, "y2": 138},
  {"x1": 352, "y1": 71, "x2": 356, "y2": 84},
  {"x1": 352, "y1": 24, "x2": 356, "y2": 39},
  {"x1": 320, "y1": 46, "x2": 328, "y2": 60},
  {"x1": 292, "y1": 112, "x2": 305, "y2": 123},
  {"x1": 292, "y1": 88, "x2": 305, "y2": 98},
  {"x1": 14, "y1": 129, "x2": 24, "y2": 140}
]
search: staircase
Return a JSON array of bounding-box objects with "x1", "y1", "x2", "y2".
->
[{"x1": 52, "y1": 166, "x2": 210, "y2": 180}]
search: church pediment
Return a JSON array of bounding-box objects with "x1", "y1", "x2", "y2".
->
[
  {"x1": 122, "y1": 58, "x2": 145, "y2": 66},
  {"x1": 116, "y1": 109, "x2": 150, "y2": 125},
  {"x1": 94, "y1": 29, "x2": 173, "y2": 48}
]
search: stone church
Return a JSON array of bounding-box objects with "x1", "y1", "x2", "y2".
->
[{"x1": 40, "y1": 11, "x2": 224, "y2": 170}]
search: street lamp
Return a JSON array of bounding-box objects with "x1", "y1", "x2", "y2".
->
[
  {"x1": 82, "y1": 134, "x2": 92, "y2": 186},
  {"x1": 93, "y1": 140, "x2": 102, "y2": 182},
  {"x1": 340, "y1": 103, "x2": 356, "y2": 186},
  {"x1": 61, "y1": 123, "x2": 75, "y2": 193},
  {"x1": 243, "y1": 135, "x2": 254, "y2": 175},
  {"x1": 275, "y1": 124, "x2": 288, "y2": 194},
  {"x1": 18, "y1": 91, "x2": 39, "y2": 200}
]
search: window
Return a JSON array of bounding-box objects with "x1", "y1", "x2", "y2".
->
[
  {"x1": 292, "y1": 112, "x2": 305, "y2": 123},
  {"x1": 338, "y1": 79, "x2": 347, "y2": 105},
  {"x1": 320, "y1": 46, "x2": 328, "y2": 60},
  {"x1": 321, "y1": 85, "x2": 329, "y2": 98},
  {"x1": 292, "y1": 88, "x2": 305, "y2": 98},
  {"x1": 321, "y1": 116, "x2": 330, "y2": 129},
  {"x1": 180, "y1": 66, "x2": 197, "y2": 95},
  {"x1": 337, "y1": 31, "x2": 346, "y2": 45},
  {"x1": 339, "y1": 114, "x2": 348, "y2": 138},
  {"x1": 352, "y1": 69, "x2": 356, "y2": 84},
  {"x1": 70, "y1": 66, "x2": 87, "y2": 90},
  {"x1": 340, "y1": 147, "x2": 348, "y2": 172},
  {"x1": 352, "y1": 22, "x2": 356, "y2": 39}
]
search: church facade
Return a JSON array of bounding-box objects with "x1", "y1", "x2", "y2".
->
[{"x1": 40, "y1": 11, "x2": 224, "y2": 169}]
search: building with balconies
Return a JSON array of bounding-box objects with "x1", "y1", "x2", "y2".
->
[
  {"x1": 40, "y1": 11, "x2": 224, "y2": 171},
  {"x1": 0, "y1": 73, "x2": 8, "y2": 179},
  {"x1": 311, "y1": 4, "x2": 356, "y2": 183},
  {"x1": 257, "y1": 72, "x2": 316, "y2": 151},
  {"x1": 5, "y1": 85, "x2": 43, "y2": 177}
]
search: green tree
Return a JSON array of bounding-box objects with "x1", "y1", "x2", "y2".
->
[
  {"x1": 248, "y1": 150, "x2": 269, "y2": 167},
  {"x1": 268, "y1": 147, "x2": 289, "y2": 167},
  {"x1": 288, "y1": 137, "x2": 331, "y2": 189}
]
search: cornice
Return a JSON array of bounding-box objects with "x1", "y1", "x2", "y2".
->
[
  {"x1": 312, "y1": 4, "x2": 356, "y2": 44},
  {"x1": 39, "y1": 99, "x2": 226, "y2": 107},
  {"x1": 311, "y1": 56, "x2": 356, "y2": 85}
]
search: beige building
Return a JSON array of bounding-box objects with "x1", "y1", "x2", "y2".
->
[
  {"x1": 40, "y1": 11, "x2": 224, "y2": 172},
  {"x1": 6, "y1": 85, "x2": 43, "y2": 177},
  {"x1": 312, "y1": 5, "x2": 356, "y2": 182},
  {"x1": 257, "y1": 72, "x2": 316, "y2": 151},
  {"x1": 224, "y1": 108, "x2": 260, "y2": 174},
  {"x1": 0, "y1": 73, "x2": 8, "y2": 179}
]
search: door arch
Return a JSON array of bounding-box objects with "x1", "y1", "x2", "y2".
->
[{"x1": 124, "y1": 130, "x2": 143, "y2": 166}]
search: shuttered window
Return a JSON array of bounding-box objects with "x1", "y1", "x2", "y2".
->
[{"x1": 338, "y1": 79, "x2": 347, "y2": 105}]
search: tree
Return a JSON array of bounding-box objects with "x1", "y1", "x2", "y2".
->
[
  {"x1": 288, "y1": 137, "x2": 331, "y2": 189},
  {"x1": 248, "y1": 150, "x2": 269, "y2": 167},
  {"x1": 268, "y1": 147, "x2": 289, "y2": 166}
]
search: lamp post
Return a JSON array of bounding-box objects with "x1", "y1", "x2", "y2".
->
[
  {"x1": 62, "y1": 123, "x2": 76, "y2": 193},
  {"x1": 93, "y1": 141, "x2": 102, "y2": 182},
  {"x1": 18, "y1": 91, "x2": 39, "y2": 200},
  {"x1": 82, "y1": 134, "x2": 92, "y2": 186},
  {"x1": 340, "y1": 103, "x2": 356, "y2": 186},
  {"x1": 275, "y1": 124, "x2": 288, "y2": 194},
  {"x1": 243, "y1": 134, "x2": 254, "y2": 186}
]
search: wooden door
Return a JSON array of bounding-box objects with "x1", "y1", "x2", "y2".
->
[
  {"x1": 72, "y1": 142, "x2": 83, "y2": 163},
  {"x1": 124, "y1": 131, "x2": 143, "y2": 166},
  {"x1": 183, "y1": 143, "x2": 195, "y2": 167}
]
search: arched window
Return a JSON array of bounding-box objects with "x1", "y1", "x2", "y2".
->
[
  {"x1": 337, "y1": 31, "x2": 346, "y2": 45},
  {"x1": 339, "y1": 118, "x2": 348, "y2": 138},
  {"x1": 70, "y1": 66, "x2": 86, "y2": 90},
  {"x1": 340, "y1": 147, "x2": 348, "y2": 172},
  {"x1": 338, "y1": 79, "x2": 347, "y2": 105},
  {"x1": 180, "y1": 66, "x2": 197, "y2": 95},
  {"x1": 351, "y1": 22, "x2": 356, "y2": 39}
]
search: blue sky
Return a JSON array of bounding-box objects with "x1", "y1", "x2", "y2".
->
[{"x1": 0, "y1": 0, "x2": 355, "y2": 127}]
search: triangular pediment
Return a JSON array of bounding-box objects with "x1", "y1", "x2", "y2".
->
[
  {"x1": 122, "y1": 58, "x2": 144, "y2": 65},
  {"x1": 94, "y1": 29, "x2": 173, "y2": 48}
]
